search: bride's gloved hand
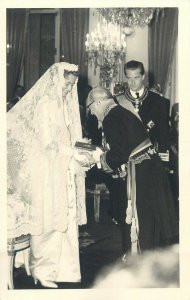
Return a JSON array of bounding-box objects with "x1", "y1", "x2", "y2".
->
[{"x1": 73, "y1": 149, "x2": 96, "y2": 167}]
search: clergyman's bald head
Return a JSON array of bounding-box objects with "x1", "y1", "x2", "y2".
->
[{"x1": 87, "y1": 86, "x2": 113, "y2": 106}]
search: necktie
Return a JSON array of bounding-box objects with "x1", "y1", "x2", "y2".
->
[
  {"x1": 134, "y1": 92, "x2": 140, "y2": 112},
  {"x1": 135, "y1": 92, "x2": 140, "y2": 99}
]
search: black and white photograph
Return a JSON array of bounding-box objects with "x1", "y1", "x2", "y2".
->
[{"x1": 0, "y1": 1, "x2": 190, "y2": 300}]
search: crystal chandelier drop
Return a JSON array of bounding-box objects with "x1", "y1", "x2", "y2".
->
[
  {"x1": 96, "y1": 8, "x2": 161, "y2": 27},
  {"x1": 85, "y1": 8, "x2": 161, "y2": 88},
  {"x1": 85, "y1": 19, "x2": 128, "y2": 87}
]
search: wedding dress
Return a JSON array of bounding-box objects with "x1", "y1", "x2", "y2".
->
[{"x1": 7, "y1": 62, "x2": 87, "y2": 286}]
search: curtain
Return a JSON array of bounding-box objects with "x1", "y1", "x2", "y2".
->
[
  {"x1": 165, "y1": 42, "x2": 178, "y2": 109},
  {"x1": 60, "y1": 8, "x2": 89, "y2": 88},
  {"x1": 148, "y1": 8, "x2": 178, "y2": 96},
  {"x1": 6, "y1": 9, "x2": 29, "y2": 101},
  {"x1": 24, "y1": 13, "x2": 56, "y2": 92}
]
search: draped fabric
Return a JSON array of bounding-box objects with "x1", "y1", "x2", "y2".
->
[
  {"x1": 7, "y1": 62, "x2": 87, "y2": 238},
  {"x1": 148, "y1": 8, "x2": 178, "y2": 96},
  {"x1": 165, "y1": 44, "x2": 178, "y2": 109},
  {"x1": 6, "y1": 9, "x2": 29, "y2": 101},
  {"x1": 60, "y1": 8, "x2": 89, "y2": 88}
]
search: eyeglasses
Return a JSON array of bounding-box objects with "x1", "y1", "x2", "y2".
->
[{"x1": 86, "y1": 100, "x2": 95, "y2": 109}]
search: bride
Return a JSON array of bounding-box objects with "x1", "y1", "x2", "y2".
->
[{"x1": 7, "y1": 62, "x2": 89, "y2": 288}]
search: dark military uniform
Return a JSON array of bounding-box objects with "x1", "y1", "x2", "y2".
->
[
  {"x1": 116, "y1": 88, "x2": 170, "y2": 162},
  {"x1": 100, "y1": 104, "x2": 178, "y2": 254}
]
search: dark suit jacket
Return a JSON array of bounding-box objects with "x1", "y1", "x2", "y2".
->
[{"x1": 115, "y1": 90, "x2": 170, "y2": 154}]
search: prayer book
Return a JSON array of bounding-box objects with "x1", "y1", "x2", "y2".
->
[{"x1": 74, "y1": 141, "x2": 98, "y2": 151}]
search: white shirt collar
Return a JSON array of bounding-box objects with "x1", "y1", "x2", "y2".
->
[{"x1": 130, "y1": 87, "x2": 144, "y2": 98}]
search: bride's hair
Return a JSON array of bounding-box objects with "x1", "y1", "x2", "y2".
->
[{"x1": 64, "y1": 69, "x2": 79, "y2": 77}]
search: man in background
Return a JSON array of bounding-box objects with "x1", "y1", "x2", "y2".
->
[
  {"x1": 7, "y1": 85, "x2": 25, "y2": 111},
  {"x1": 116, "y1": 60, "x2": 170, "y2": 165}
]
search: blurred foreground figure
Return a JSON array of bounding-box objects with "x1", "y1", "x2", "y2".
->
[{"x1": 93, "y1": 244, "x2": 179, "y2": 288}]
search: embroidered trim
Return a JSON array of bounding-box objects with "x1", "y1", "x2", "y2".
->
[
  {"x1": 158, "y1": 151, "x2": 169, "y2": 162},
  {"x1": 131, "y1": 152, "x2": 151, "y2": 164},
  {"x1": 146, "y1": 120, "x2": 155, "y2": 131},
  {"x1": 124, "y1": 88, "x2": 149, "y2": 112},
  {"x1": 124, "y1": 87, "x2": 149, "y2": 102},
  {"x1": 116, "y1": 94, "x2": 142, "y2": 121}
]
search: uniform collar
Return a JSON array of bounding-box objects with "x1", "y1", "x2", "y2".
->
[{"x1": 130, "y1": 86, "x2": 145, "y2": 98}]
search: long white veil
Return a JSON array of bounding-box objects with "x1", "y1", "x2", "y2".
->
[{"x1": 7, "y1": 62, "x2": 87, "y2": 238}]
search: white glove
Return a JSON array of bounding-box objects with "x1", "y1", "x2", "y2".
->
[
  {"x1": 73, "y1": 148, "x2": 96, "y2": 167},
  {"x1": 92, "y1": 147, "x2": 103, "y2": 168},
  {"x1": 73, "y1": 150, "x2": 89, "y2": 167}
]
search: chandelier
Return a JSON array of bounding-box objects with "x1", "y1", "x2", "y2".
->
[
  {"x1": 85, "y1": 8, "x2": 161, "y2": 88},
  {"x1": 85, "y1": 20, "x2": 127, "y2": 87},
  {"x1": 96, "y1": 8, "x2": 161, "y2": 27}
]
